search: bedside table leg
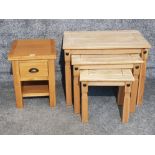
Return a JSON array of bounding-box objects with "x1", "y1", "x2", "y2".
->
[
  {"x1": 48, "y1": 60, "x2": 56, "y2": 107},
  {"x1": 12, "y1": 61, "x2": 23, "y2": 108}
]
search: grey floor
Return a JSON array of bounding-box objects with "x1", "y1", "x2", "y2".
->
[{"x1": 0, "y1": 79, "x2": 155, "y2": 135}]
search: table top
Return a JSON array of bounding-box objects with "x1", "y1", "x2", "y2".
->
[
  {"x1": 80, "y1": 69, "x2": 134, "y2": 82},
  {"x1": 72, "y1": 54, "x2": 143, "y2": 65},
  {"x1": 8, "y1": 39, "x2": 56, "y2": 60},
  {"x1": 63, "y1": 30, "x2": 151, "y2": 50}
]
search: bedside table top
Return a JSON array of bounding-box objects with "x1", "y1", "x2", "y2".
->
[
  {"x1": 63, "y1": 30, "x2": 151, "y2": 50},
  {"x1": 8, "y1": 39, "x2": 56, "y2": 60}
]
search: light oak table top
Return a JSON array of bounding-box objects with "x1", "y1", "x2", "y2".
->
[
  {"x1": 8, "y1": 39, "x2": 56, "y2": 60},
  {"x1": 63, "y1": 30, "x2": 151, "y2": 49},
  {"x1": 71, "y1": 54, "x2": 143, "y2": 65},
  {"x1": 80, "y1": 69, "x2": 135, "y2": 82}
]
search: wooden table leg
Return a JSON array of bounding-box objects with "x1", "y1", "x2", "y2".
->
[
  {"x1": 73, "y1": 66, "x2": 80, "y2": 114},
  {"x1": 130, "y1": 64, "x2": 140, "y2": 112},
  {"x1": 64, "y1": 51, "x2": 72, "y2": 106},
  {"x1": 122, "y1": 83, "x2": 131, "y2": 123},
  {"x1": 137, "y1": 49, "x2": 148, "y2": 105},
  {"x1": 12, "y1": 61, "x2": 23, "y2": 108},
  {"x1": 48, "y1": 60, "x2": 56, "y2": 107},
  {"x1": 81, "y1": 82, "x2": 88, "y2": 123},
  {"x1": 117, "y1": 86, "x2": 124, "y2": 105}
]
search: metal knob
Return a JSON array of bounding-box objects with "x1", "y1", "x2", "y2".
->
[{"x1": 29, "y1": 68, "x2": 39, "y2": 73}]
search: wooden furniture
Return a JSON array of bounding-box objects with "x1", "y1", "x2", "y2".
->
[
  {"x1": 72, "y1": 54, "x2": 143, "y2": 114},
  {"x1": 63, "y1": 30, "x2": 151, "y2": 106},
  {"x1": 8, "y1": 39, "x2": 56, "y2": 108},
  {"x1": 80, "y1": 69, "x2": 134, "y2": 123}
]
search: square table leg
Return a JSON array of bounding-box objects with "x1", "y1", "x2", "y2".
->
[
  {"x1": 48, "y1": 60, "x2": 56, "y2": 107},
  {"x1": 130, "y1": 64, "x2": 140, "y2": 112},
  {"x1": 137, "y1": 49, "x2": 148, "y2": 105},
  {"x1": 117, "y1": 86, "x2": 124, "y2": 106},
  {"x1": 122, "y1": 83, "x2": 131, "y2": 123},
  {"x1": 117, "y1": 63, "x2": 142, "y2": 109},
  {"x1": 12, "y1": 61, "x2": 23, "y2": 108},
  {"x1": 64, "y1": 51, "x2": 72, "y2": 106},
  {"x1": 73, "y1": 66, "x2": 80, "y2": 114},
  {"x1": 81, "y1": 82, "x2": 88, "y2": 123}
]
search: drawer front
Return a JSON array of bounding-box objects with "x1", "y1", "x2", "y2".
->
[{"x1": 19, "y1": 60, "x2": 48, "y2": 80}]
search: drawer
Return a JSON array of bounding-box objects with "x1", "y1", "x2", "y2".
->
[{"x1": 19, "y1": 60, "x2": 48, "y2": 81}]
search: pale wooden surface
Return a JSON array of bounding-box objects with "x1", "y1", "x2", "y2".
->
[
  {"x1": 69, "y1": 49, "x2": 142, "y2": 55},
  {"x1": 63, "y1": 30, "x2": 151, "y2": 49},
  {"x1": 8, "y1": 39, "x2": 56, "y2": 60},
  {"x1": 78, "y1": 64, "x2": 134, "y2": 69},
  {"x1": 80, "y1": 69, "x2": 134, "y2": 82},
  {"x1": 72, "y1": 54, "x2": 143, "y2": 65},
  {"x1": 88, "y1": 81, "x2": 125, "y2": 86}
]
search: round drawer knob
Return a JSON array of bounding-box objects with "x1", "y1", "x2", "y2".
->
[{"x1": 29, "y1": 68, "x2": 39, "y2": 73}]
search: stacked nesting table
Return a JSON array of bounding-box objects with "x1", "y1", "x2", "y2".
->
[
  {"x1": 72, "y1": 54, "x2": 143, "y2": 114},
  {"x1": 63, "y1": 30, "x2": 151, "y2": 123}
]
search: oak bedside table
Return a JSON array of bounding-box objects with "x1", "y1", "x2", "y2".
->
[
  {"x1": 8, "y1": 39, "x2": 56, "y2": 108},
  {"x1": 63, "y1": 30, "x2": 151, "y2": 106}
]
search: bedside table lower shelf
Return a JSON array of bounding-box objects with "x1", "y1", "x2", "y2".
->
[{"x1": 22, "y1": 81, "x2": 49, "y2": 97}]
